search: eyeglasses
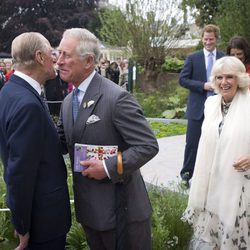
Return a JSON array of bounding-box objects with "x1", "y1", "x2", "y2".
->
[{"x1": 215, "y1": 74, "x2": 235, "y2": 82}]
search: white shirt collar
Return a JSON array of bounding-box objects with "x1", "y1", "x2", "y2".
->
[
  {"x1": 77, "y1": 70, "x2": 96, "y2": 93},
  {"x1": 14, "y1": 70, "x2": 42, "y2": 95},
  {"x1": 203, "y1": 48, "x2": 217, "y2": 57}
]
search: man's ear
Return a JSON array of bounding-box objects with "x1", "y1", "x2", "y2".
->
[
  {"x1": 84, "y1": 55, "x2": 95, "y2": 69},
  {"x1": 35, "y1": 50, "x2": 44, "y2": 65}
]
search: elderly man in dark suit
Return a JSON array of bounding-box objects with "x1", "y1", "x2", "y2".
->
[
  {"x1": 57, "y1": 28, "x2": 159, "y2": 250},
  {"x1": 179, "y1": 24, "x2": 224, "y2": 188},
  {"x1": 0, "y1": 32, "x2": 71, "y2": 250}
]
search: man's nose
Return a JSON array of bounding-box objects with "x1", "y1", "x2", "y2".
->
[{"x1": 57, "y1": 54, "x2": 63, "y2": 65}]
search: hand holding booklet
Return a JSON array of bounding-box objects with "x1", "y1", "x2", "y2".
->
[{"x1": 74, "y1": 143, "x2": 118, "y2": 172}]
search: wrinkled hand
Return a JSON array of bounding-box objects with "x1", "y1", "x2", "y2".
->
[
  {"x1": 14, "y1": 231, "x2": 29, "y2": 250},
  {"x1": 233, "y1": 155, "x2": 250, "y2": 172},
  {"x1": 81, "y1": 159, "x2": 107, "y2": 180},
  {"x1": 204, "y1": 82, "x2": 214, "y2": 91}
]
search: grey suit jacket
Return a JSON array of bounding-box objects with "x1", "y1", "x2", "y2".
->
[{"x1": 58, "y1": 72, "x2": 159, "y2": 231}]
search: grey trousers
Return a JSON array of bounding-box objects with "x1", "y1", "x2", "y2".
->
[{"x1": 82, "y1": 217, "x2": 151, "y2": 250}]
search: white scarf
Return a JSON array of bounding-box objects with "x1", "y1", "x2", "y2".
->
[{"x1": 188, "y1": 90, "x2": 250, "y2": 231}]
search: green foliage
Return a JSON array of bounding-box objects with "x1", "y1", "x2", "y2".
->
[
  {"x1": 161, "y1": 58, "x2": 184, "y2": 73},
  {"x1": 149, "y1": 186, "x2": 192, "y2": 249},
  {"x1": 66, "y1": 219, "x2": 89, "y2": 250},
  {"x1": 182, "y1": 0, "x2": 221, "y2": 27},
  {"x1": 0, "y1": 164, "x2": 18, "y2": 248},
  {"x1": 182, "y1": 0, "x2": 250, "y2": 45},
  {"x1": 215, "y1": 0, "x2": 250, "y2": 44},
  {"x1": 65, "y1": 159, "x2": 74, "y2": 200},
  {"x1": 134, "y1": 85, "x2": 188, "y2": 118},
  {"x1": 160, "y1": 95, "x2": 186, "y2": 119},
  {"x1": 98, "y1": 7, "x2": 129, "y2": 47},
  {"x1": 149, "y1": 122, "x2": 187, "y2": 138},
  {"x1": 98, "y1": 0, "x2": 187, "y2": 68}
]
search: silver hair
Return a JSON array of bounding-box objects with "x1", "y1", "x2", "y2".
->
[
  {"x1": 11, "y1": 32, "x2": 51, "y2": 67},
  {"x1": 62, "y1": 28, "x2": 101, "y2": 64},
  {"x1": 211, "y1": 56, "x2": 250, "y2": 94}
]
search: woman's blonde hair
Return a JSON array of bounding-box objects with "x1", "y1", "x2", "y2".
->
[{"x1": 211, "y1": 56, "x2": 250, "y2": 93}]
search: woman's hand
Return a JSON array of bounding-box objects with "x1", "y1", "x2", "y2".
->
[{"x1": 233, "y1": 155, "x2": 250, "y2": 172}]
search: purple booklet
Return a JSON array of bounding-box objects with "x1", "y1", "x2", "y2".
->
[{"x1": 74, "y1": 143, "x2": 118, "y2": 172}]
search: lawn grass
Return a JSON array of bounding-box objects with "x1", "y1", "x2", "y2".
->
[{"x1": 149, "y1": 121, "x2": 187, "y2": 138}]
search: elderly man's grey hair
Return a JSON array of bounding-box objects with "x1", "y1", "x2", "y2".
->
[
  {"x1": 11, "y1": 32, "x2": 51, "y2": 67},
  {"x1": 211, "y1": 56, "x2": 250, "y2": 94},
  {"x1": 62, "y1": 28, "x2": 101, "y2": 64}
]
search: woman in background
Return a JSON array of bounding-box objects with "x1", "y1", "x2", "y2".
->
[{"x1": 227, "y1": 36, "x2": 250, "y2": 74}]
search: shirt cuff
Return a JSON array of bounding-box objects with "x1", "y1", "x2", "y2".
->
[{"x1": 102, "y1": 160, "x2": 111, "y2": 179}]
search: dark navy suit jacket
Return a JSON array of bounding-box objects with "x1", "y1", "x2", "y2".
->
[
  {"x1": 180, "y1": 50, "x2": 225, "y2": 120},
  {"x1": 0, "y1": 75, "x2": 71, "y2": 242}
]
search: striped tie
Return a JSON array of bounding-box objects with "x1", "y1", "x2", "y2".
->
[
  {"x1": 206, "y1": 52, "x2": 214, "y2": 81},
  {"x1": 206, "y1": 52, "x2": 214, "y2": 97},
  {"x1": 72, "y1": 88, "x2": 80, "y2": 122}
]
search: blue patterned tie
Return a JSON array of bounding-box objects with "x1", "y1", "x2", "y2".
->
[
  {"x1": 72, "y1": 88, "x2": 80, "y2": 122},
  {"x1": 206, "y1": 52, "x2": 214, "y2": 97}
]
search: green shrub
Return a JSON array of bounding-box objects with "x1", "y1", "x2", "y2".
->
[
  {"x1": 66, "y1": 217, "x2": 89, "y2": 250},
  {"x1": 149, "y1": 186, "x2": 192, "y2": 250},
  {"x1": 161, "y1": 58, "x2": 184, "y2": 73},
  {"x1": 0, "y1": 165, "x2": 18, "y2": 248},
  {"x1": 134, "y1": 86, "x2": 188, "y2": 119}
]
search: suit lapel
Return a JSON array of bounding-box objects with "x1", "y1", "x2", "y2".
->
[
  {"x1": 11, "y1": 74, "x2": 55, "y2": 125},
  {"x1": 11, "y1": 74, "x2": 51, "y2": 113},
  {"x1": 62, "y1": 93, "x2": 74, "y2": 145},
  {"x1": 200, "y1": 51, "x2": 207, "y2": 77},
  {"x1": 72, "y1": 73, "x2": 103, "y2": 142}
]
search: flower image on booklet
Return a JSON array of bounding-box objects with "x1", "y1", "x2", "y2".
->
[{"x1": 74, "y1": 143, "x2": 118, "y2": 172}]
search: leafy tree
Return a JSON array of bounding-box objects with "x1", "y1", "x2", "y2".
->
[
  {"x1": 0, "y1": 0, "x2": 101, "y2": 52},
  {"x1": 182, "y1": 0, "x2": 221, "y2": 27},
  {"x1": 182, "y1": 0, "x2": 250, "y2": 45},
  {"x1": 215, "y1": 0, "x2": 250, "y2": 44},
  {"x1": 98, "y1": 8, "x2": 129, "y2": 47},
  {"x1": 99, "y1": 0, "x2": 187, "y2": 68}
]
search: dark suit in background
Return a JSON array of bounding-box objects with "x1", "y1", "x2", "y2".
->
[
  {"x1": 0, "y1": 32, "x2": 71, "y2": 250},
  {"x1": 45, "y1": 71, "x2": 68, "y2": 117},
  {"x1": 57, "y1": 28, "x2": 159, "y2": 250},
  {"x1": 179, "y1": 24, "x2": 224, "y2": 187}
]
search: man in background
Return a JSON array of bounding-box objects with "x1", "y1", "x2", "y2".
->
[
  {"x1": 0, "y1": 32, "x2": 71, "y2": 250},
  {"x1": 45, "y1": 50, "x2": 69, "y2": 117},
  {"x1": 179, "y1": 24, "x2": 224, "y2": 188}
]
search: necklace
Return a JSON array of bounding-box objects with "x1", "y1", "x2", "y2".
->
[
  {"x1": 219, "y1": 99, "x2": 232, "y2": 135},
  {"x1": 221, "y1": 99, "x2": 231, "y2": 116}
]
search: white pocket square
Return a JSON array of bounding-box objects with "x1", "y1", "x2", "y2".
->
[{"x1": 86, "y1": 114, "x2": 100, "y2": 125}]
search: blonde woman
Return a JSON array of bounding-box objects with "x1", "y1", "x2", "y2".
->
[{"x1": 182, "y1": 56, "x2": 250, "y2": 250}]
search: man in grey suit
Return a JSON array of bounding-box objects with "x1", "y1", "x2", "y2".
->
[
  {"x1": 179, "y1": 24, "x2": 224, "y2": 188},
  {"x1": 57, "y1": 28, "x2": 159, "y2": 250}
]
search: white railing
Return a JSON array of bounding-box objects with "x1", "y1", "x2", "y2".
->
[{"x1": 0, "y1": 199, "x2": 75, "y2": 212}]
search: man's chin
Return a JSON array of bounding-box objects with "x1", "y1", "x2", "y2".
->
[
  {"x1": 46, "y1": 72, "x2": 56, "y2": 82},
  {"x1": 59, "y1": 73, "x2": 69, "y2": 83}
]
